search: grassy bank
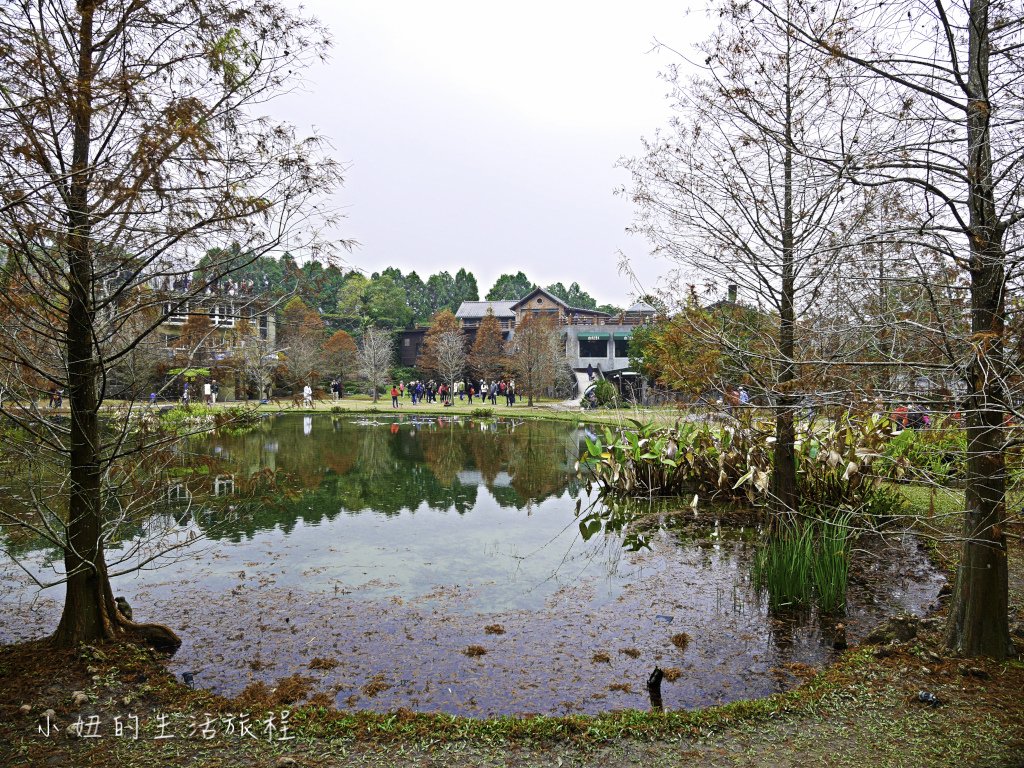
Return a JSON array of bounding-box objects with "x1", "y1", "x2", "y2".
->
[{"x1": 227, "y1": 394, "x2": 694, "y2": 430}]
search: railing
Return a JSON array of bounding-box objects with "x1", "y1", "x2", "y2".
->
[
  {"x1": 561, "y1": 315, "x2": 651, "y2": 326},
  {"x1": 459, "y1": 320, "x2": 516, "y2": 330}
]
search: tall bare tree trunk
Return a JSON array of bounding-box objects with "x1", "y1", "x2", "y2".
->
[
  {"x1": 944, "y1": 0, "x2": 1013, "y2": 659},
  {"x1": 52, "y1": 4, "x2": 178, "y2": 649},
  {"x1": 772, "y1": 46, "x2": 798, "y2": 519}
]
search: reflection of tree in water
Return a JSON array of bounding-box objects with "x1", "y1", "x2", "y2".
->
[
  {"x1": 419, "y1": 424, "x2": 467, "y2": 488},
  {"x1": 169, "y1": 416, "x2": 583, "y2": 540},
  {"x1": 505, "y1": 425, "x2": 569, "y2": 503},
  {"x1": 356, "y1": 425, "x2": 393, "y2": 482},
  {"x1": 465, "y1": 424, "x2": 505, "y2": 485}
]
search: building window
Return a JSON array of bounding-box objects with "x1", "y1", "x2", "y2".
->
[
  {"x1": 404, "y1": 338, "x2": 410, "y2": 346},
  {"x1": 614, "y1": 338, "x2": 630, "y2": 358},
  {"x1": 163, "y1": 302, "x2": 188, "y2": 324},
  {"x1": 259, "y1": 314, "x2": 268, "y2": 339},
  {"x1": 536, "y1": 298, "x2": 542, "y2": 304},
  {"x1": 214, "y1": 475, "x2": 235, "y2": 496},
  {"x1": 212, "y1": 304, "x2": 234, "y2": 328},
  {"x1": 579, "y1": 338, "x2": 608, "y2": 358}
]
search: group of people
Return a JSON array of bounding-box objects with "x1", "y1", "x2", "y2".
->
[
  {"x1": 891, "y1": 404, "x2": 932, "y2": 430},
  {"x1": 165, "y1": 276, "x2": 264, "y2": 297},
  {"x1": 180, "y1": 379, "x2": 219, "y2": 405},
  {"x1": 716, "y1": 387, "x2": 749, "y2": 415},
  {"x1": 392, "y1": 378, "x2": 518, "y2": 407},
  {"x1": 47, "y1": 386, "x2": 63, "y2": 408}
]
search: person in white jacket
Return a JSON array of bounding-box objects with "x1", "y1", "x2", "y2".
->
[{"x1": 302, "y1": 384, "x2": 313, "y2": 407}]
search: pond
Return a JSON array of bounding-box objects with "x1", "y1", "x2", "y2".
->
[{"x1": 0, "y1": 414, "x2": 945, "y2": 716}]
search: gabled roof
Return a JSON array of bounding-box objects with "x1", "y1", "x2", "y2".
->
[
  {"x1": 512, "y1": 287, "x2": 610, "y2": 316},
  {"x1": 454, "y1": 300, "x2": 517, "y2": 319},
  {"x1": 625, "y1": 301, "x2": 658, "y2": 314},
  {"x1": 567, "y1": 305, "x2": 611, "y2": 317},
  {"x1": 510, "y1": 286, "x2": 568, "y2": 310}
]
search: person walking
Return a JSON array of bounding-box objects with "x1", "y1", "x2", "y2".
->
[
  {"x1": 391, "y1": 384, "x2": 399, "y2": 408},
  {"x1": 211, "y1": 379, "x2": 219, "y2": 405},
  {"x1": 302, "y1": 383, "x2": 313, "y2": 407}
]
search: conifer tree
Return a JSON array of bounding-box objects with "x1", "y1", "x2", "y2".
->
[{"x1": 470, "y1": 310, "x2": 506, "y2": 380}]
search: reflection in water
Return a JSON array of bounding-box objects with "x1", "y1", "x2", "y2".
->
[{"x1": 0, "y1": 414, "x2": 944, "y2": 716}]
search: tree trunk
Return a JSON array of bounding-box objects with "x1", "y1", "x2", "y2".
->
[
  {"x1": 944, "y1": 237, "x2": 1011, "y2": 658},
  {"x1": 943, "y1": 0, "x2": 1012, "y2": 660},
  {"x1": 771, "y1": 48, "x2": 798, "y2": 520},
  {"x1": 51, "y1": 4, "x2": 179, "y2": 650}
]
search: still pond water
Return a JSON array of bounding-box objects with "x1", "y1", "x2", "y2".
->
[{"x1": 0, "y1": 414, "x2": 944, "y2": 716}]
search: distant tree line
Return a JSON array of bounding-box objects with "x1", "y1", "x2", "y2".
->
[{"x1": 198, "y1": 250, "x2": 621, "y2": 333}]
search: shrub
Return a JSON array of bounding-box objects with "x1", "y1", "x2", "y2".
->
[
  {"x1": 389, "y1": 365, "x2": 419, "y2": 383},
  {"x1": 593, "y1": 378, "x2": 619, "y2": 408},
  {"x1": 881, "y1": 424, "x2": 966, "y2": 484}
]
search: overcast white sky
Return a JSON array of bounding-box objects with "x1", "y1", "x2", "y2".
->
[{"x1": 276, "y1": 2, "x2": 711, "y2": 308}]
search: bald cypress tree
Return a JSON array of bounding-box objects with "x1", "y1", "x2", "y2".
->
[{"x1": 470, "y1": 310, "x2": 506, "y2": 380}]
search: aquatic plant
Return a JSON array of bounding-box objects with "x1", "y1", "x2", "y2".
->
[
  {"x1": 752, "y1": 521, "x2": 814, "y2": 609},
  {"x1": 752, "y1": 515, "x2": 852, "y2": 613},
  {"x1": 579, "y1": 414, "x2": 901, "y2": 515},
  {"x1": 811, "y1": 515, "x2": 852, "y2": 613}
]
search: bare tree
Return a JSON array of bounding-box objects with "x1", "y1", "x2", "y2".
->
[
  {"x1": 433, "y1": 331, "x2": 467, "y2": 399},
  {"x1": 358, "y1": 328, "x2": 394, "y2": 404},
  {"x1": 756, "y1": 0, "x2": 1024, "y2": 658},
  {"x1": 0, "y1": 0, "x2": 343, "y2": 647},
  {"x1": 506, "y1": 314, "x2": 564, "y2": 407},
  {"x1": 279, "y1": 297, "x2": 325, "y2": 391},
  {"x1": 416, "y1": 309, "x2": 462, "y2": 378},
  {"x1": 619, "y1": 0, "x2": 872, "y2": 516},
  {"x1": 229, "y1": 319, "x2": 281, "y2": 402}
]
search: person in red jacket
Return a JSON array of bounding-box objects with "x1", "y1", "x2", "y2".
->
[{"x1": 391, "y1": 385, "x2": 399, "y2": 409}]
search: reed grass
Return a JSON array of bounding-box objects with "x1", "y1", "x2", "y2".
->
[
  {"x1": 753, "y1": 516, "x2": 851, "y2": 613},
  {"x1": 752, "y1": 521, "x2": 814, "y2": 609},
  {"x1": 811, "y1": 515, "x2": 852, "y2": 613}
]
